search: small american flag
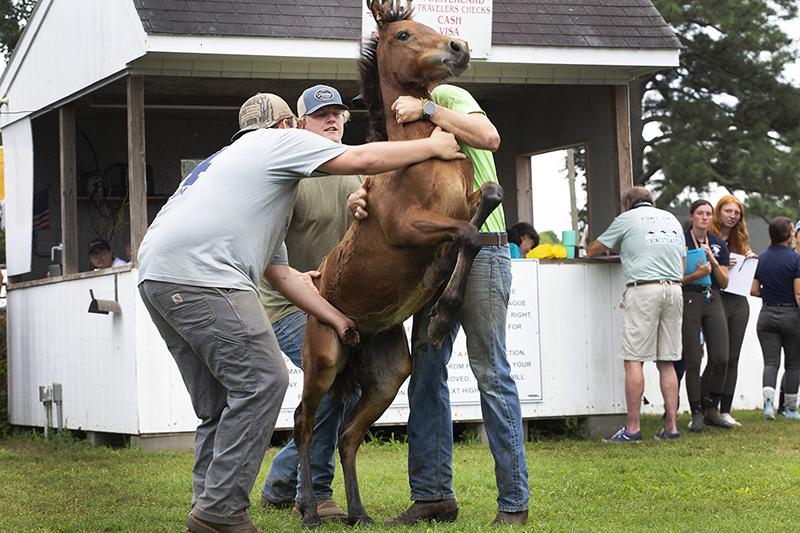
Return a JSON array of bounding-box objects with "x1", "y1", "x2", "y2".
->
[{"x1": 33, "y1": 189, "x2": 50, "y2": 230}]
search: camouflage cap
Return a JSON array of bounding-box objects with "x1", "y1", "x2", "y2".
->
[{"x1": 231, "y1": 93, "x2": 295, "y2": 141}]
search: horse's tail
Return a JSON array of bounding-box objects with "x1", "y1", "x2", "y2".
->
[{"x1": 329, "y1": 340, "x2": 365, "y2": 404}]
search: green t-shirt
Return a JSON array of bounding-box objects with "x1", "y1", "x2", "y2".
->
[
  {"x1": 259, "y1": 174, "x2": 364, "y2": 323},
  {"x1": 431, "y1": 84, "x2": 505, "y2": 233}
]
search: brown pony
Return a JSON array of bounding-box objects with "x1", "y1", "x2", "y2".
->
[{"x1": 293, "y1": 0, "x2": 502, "y2": 527}]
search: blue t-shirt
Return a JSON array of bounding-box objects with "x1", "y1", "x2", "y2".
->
[
  {"x1": 684, "y1": 228, "x2": 730, "y2": 289},
  {"x1": 754, "y1": 245, "x2": 800, "y2": 304},
  {"x1": 509, "y1": 243, "x2": 522, "y2": 259}
]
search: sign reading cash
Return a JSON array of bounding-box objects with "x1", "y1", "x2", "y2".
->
[{"x1": 362, "y1": 0, "x2": 494, "y2": 60}]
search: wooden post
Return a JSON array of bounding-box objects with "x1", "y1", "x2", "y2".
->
[
  {"x1": 127, "y1": 75, "x2": 147, "y2": 266},
  {"x1": 609, "y1": 85, "x2": 632, "y2": 216},
  {"x1": 515, "y1": 154, "x2": 533, "y2": 225},
  {"x1": 59, "y1": 107, "x2": 78, "y2": 275}
]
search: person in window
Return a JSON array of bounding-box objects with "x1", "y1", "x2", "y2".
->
[
  {"x1": 507, "y1": 222, "x2": 539, "y2": 259},
  {"x1": 88, "y1": 237, "x2": 129, "y2": 270}
]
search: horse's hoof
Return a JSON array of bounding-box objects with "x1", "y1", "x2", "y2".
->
[
  {"x1": 427, "y1": 313, "x2": 453, "y2": 349},
  {"x1": 343, "y1": 326, "x2": 360, "y2": 346},
  {"x1": 427, "y1": 324, "x2": 447, "y2": 349},
  {"x1": 348, "y1": 514, "x2": 375, "y2": 526},
  {"x1": 301, "y1": 515, "x2": 322, "y2": 530}
]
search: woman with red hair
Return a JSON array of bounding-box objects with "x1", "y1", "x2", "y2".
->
[{"x1": 708, "y1": 195, "x2": 758, "y2": 425}]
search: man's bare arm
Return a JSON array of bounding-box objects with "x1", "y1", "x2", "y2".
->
[
  {"x1": 318, "y1": 127, "x2": 465, "y2": 176},
  {"x1": 585, "y1": 240, "x2": 610, "y2": 257},
  {"x1": 392, "y1": 95, "x2": 500, "y2": 151},
  {"x1": 264, "y1": 264, "x2": 359, "y2": 345}
]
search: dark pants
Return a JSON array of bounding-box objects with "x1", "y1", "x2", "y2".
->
[
  {"x1": 682, "y1": 287, "x2": 729, "y2": 404},
  {"x1": 712, "y1": 292, "x2": 750, "y2": 412},
  {"x1": 757, "y1": 306, "x2": 800, "y2": 394}
]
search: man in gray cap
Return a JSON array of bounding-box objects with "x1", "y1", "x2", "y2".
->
[
  {"x1": 137, "y1": 92, "x2": 465, "y2": 533},
  {"x1": 88, "y1": 237, "x2": 129, "y2": 270},
  {"x1": 257, "y1": 85, "x2": 361, "y2": 522}
]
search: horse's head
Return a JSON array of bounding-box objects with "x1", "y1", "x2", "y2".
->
[{"x1": 368, "y1": 0, "x2": 470, "y2": 90}]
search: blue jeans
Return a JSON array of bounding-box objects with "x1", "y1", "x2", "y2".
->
[
  {"x1": 261, "y1": 310, "x2": 357, "y2": 504},
  {"x1": 408, "y1": 245, "x2": 529, "y2": 512}
]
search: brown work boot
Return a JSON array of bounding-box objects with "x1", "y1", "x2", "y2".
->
[
  {"x1": 258, "y1": 493, "x2": 293, "y2": 510},
  {"x1": 186, "y1": 514, "x2": 263, "y2": 533},
  {"x1": 291, "y1": 498, "x2": 348, "y2": 522},
  {"x1": 384, "y1": 500, "x2": 459, "y2": 526},
  {"x1": 491, "y1": 509, "x2": 528, "y2": 526}
]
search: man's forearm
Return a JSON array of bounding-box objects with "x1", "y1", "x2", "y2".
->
[
  {"x1": 265, "y1": 265, "x2": 345, "y2": 328},
  {"x1": 586, "y1": 240, "x2": 609, "y2": 257},
  {"x1": 430, "y1": 107, "x2": 500, "y2": 151}
]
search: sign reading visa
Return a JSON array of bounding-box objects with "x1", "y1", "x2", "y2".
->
[{"x1": 361, "y1": 0, "x2": 494, "y2": 60}]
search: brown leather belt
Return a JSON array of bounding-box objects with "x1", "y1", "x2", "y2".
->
[
  {"x1": 626, "y1": 280, "x2": 682, "y2": 287},
  {"x1": 479, "y1": 233, "x2": 508, "y2": 246}
]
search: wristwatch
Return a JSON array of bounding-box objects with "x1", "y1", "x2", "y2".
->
[{"x1": 422, "y1": 99, "x2": 437, "y2": 121}]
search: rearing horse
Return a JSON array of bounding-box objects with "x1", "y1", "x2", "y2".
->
[{"x1": 293, "y1": 0, "x2": 503, "y2": 527}]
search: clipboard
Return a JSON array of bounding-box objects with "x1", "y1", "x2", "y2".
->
[
  {"x1": 722, "y1": 253, "x2": 758, "y2": 297},
  {"x1": 685, "y1": 248, "x2": 711, "y2": 286}
]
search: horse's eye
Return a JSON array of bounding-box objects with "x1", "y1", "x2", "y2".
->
[{"x1": 396, "y1": 30, "x2": 410, "y2": 41}]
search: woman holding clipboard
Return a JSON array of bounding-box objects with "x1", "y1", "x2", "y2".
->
[
  {"x1": 708, "y1": 195, "x2": 758, "y2": 426},
  {"x1": 682, "y1": 199, "x2": 731, "y2": 432}
]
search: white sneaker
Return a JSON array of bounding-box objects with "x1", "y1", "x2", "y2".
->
[{"x1": 720, "y1": 413, "x2": 741, "y2": 426}]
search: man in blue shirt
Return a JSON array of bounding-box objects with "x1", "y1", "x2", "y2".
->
[{"x1": 587, "y1": 186, "x2": 686, "y2": 442}]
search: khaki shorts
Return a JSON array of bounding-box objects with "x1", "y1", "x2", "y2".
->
[{"x1": 619, "y1": 282, "x2": 683, "y2": 362}]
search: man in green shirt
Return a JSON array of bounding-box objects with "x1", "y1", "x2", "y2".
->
[{"x1": 378, "y1": 85, "x2": 530, "y2": 526}]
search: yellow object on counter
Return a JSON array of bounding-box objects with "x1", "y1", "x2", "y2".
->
[{"x1": 527, "y1": 243, "x2": 567, "y2": 259}]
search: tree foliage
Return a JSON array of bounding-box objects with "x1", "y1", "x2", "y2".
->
[
  {"x1": 631, "y1": 0, "x2": 800, "y2": 221},
  {"x1": 0, "y1": 0, "x2": 35, "y2": 60}
]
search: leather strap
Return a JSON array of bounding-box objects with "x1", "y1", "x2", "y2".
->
[{"x1": 479, "y1": 233, "x2": 508, "y2": 246}]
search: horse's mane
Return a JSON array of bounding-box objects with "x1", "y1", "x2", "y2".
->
[{"x1": 357, "y1": 3, "x2": 415, "y2": 142}]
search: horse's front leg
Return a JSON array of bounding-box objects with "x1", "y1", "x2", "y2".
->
[
  {"x1": 423, "y1": 181, "x2": 504, "y2": 288},
  {"x1": 427, "y1": 182, "x2": 503, "y2": 347},
  {"x1": 337, "y1": 325, "x2": 412, "y2": 526},
  {"x1": 294, "y1": 316, "x2": 346, "y2": 529}
]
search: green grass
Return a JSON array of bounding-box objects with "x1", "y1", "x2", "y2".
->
[{"x1": 1, "y1": 410, "x2": 798, "y2": 532}]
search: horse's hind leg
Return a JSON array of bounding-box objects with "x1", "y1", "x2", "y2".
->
[
  {"x1": 337, "y1": 325, "x2": 412, "y2": 525},
  {"x1": 294, "y1": 316, "x2": 348, "y2": 529},
  {"x1": 427, "y1": 182, "x2": 503, "y2": 346}
]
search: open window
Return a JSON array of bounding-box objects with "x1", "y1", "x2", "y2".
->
[{"x1": 516, "y1": 144, "x2": 588, "y2": 247}]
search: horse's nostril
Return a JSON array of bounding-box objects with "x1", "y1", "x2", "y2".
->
[{"x1": 450, "y1": 41, "x2": 461, "y2": 53}]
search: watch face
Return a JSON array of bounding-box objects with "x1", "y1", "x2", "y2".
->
[{"x1": 423, "y1": 100, "x2": 437, "y2": 118}]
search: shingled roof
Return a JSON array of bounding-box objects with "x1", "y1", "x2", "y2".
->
[{"x1": 132, "y1": 0, "x2": 680, "y2": 50}]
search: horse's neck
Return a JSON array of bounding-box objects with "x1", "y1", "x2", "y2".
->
[{"x1": 381, "y1": 86, "x2": 435, "y2": 141}]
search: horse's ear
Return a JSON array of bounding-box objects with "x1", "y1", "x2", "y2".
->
[{"x1": 369, "y1": 0, "x2": 389, "y2": 29}]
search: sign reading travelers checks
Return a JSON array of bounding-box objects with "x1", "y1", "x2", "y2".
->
[{"x1": 362, "y1": 0, "x2": 494, "y2": 59}]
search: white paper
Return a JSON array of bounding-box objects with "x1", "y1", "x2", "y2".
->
[{"x1": 722, "y1": 253, "x2": 758, "y2": 297}]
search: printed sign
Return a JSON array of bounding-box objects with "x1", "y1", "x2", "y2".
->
[
  {"x1": 361, "y1": 0, "x2": 494, "y2": 60},
  {"x1": 279, "y1": 260, "x2": 543, "y2": 415}
]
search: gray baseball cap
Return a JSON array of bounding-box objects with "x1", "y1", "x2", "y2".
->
[
  {"x1": 297, "y1": 85, "x2": 348, "y2": 117},
  {"x1": 232, "y1": 93, "x2": 295, "y2": 141}
]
